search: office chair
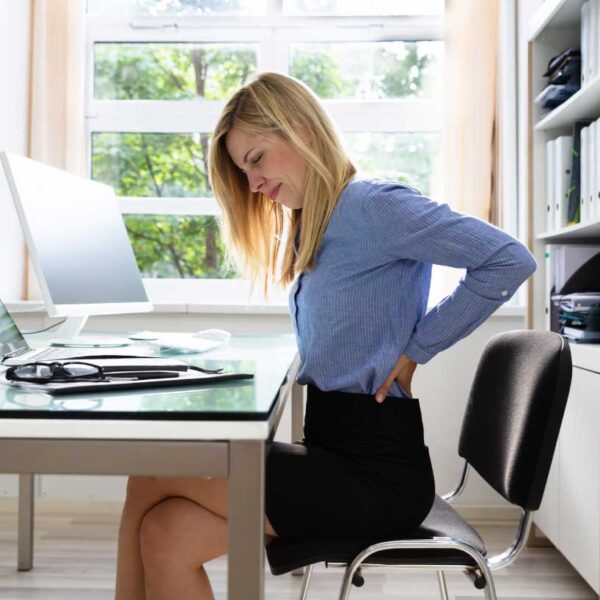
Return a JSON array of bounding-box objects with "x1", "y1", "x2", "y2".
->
[{"x1": 266, "y1": 329, "x2": 572, "y2": 600}]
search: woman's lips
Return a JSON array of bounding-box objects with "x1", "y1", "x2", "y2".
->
[{"x1": 269, "y1": 184, "x2": 282, "y2": 200}]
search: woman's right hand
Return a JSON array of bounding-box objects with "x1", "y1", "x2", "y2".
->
[{"x1": 375, "y1": 353, "x2": 417, "y2": 402}]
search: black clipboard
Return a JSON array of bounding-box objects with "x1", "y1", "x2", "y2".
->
[
  {"x1": 1, "y1": 370, "x2": 254, "y2": 395},
  {"x1": 0, "y1": 356, "x2": 254, "y2": 395}
]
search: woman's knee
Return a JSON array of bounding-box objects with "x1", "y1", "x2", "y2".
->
[
  {"x1": 140, "y1": 496, "x2": 229, "y2": 569},
  {"x1": 139, "y1": 497, "x2": 192, "y2": 567}
]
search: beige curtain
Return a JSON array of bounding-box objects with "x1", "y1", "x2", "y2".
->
[
  {"x1": 26, "y1": 0, "x2": 86, "y2": 299},
  {"x1": 424, "y1": 0, "x2": 501, "y2": 309},
  {"x1": 443, "y1": 0, "x2": 500, "y2": 224}
]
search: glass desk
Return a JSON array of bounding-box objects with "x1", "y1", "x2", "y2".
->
[{"x1": 0, "y1": 333, "x2": 301, "y2": 600}]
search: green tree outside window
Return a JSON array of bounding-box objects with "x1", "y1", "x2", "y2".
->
[{"x1": 92, "y1": 39, "x2": 440, "y2": 278}]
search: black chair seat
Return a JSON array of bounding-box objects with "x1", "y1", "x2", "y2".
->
[{"x1": 267, "y1": 495, "x2": 487, "y2": 575}]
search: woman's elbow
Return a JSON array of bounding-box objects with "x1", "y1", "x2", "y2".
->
[{"x1": 514, "y1": 246, "x2": 538, "y2": 282}]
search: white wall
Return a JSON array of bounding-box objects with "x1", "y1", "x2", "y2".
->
[{"x1": 0, "y1": 0, "x2": 30, "y2": 301}]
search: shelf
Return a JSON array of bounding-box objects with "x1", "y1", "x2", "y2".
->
[
  {"x1": 537, "y1": 218, "x2": 600, "y2": 241},
  {"x1": 570, "y1": 342, "x2": 600, "y2": 372},
  {"x1": 535, "y1": 74, "x2": 600, "y2": 131},
  {"x1": 528, "y1": 0, "x2": 586, "y2": 41}
]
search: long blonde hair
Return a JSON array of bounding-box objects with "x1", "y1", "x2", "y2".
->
[{"x1": 208, "y1": 72, "x2": 356, "y2": 300}]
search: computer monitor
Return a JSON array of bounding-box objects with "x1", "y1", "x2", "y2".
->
[{"x1": 0, "y1": 151, "x2": 153, "y2": 344}]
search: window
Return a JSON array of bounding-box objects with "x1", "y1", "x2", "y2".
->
[{"x1": 85, "y1": 0, "x2": 445, "y2": 305}]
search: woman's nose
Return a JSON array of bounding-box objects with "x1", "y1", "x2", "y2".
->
[{"x1": 248, "y1": 173, "x2": 266, "y2": 194}]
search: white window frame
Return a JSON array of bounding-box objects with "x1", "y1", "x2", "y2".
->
[{"x1": 85, "y1": 6, "x2": 452, "y2": 306}]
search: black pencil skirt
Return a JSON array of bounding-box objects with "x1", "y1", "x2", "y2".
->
[{"x1": 265, "y1": 383, "x2": 436, "y2": 539}]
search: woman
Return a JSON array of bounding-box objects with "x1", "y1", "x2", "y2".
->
[{"x1": 114, "y1": 72, "x2": 537, "y2": 599}]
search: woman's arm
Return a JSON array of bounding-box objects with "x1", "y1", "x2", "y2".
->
[{"x1": 361, "y1": 181, "x2": 537, "y2": 366}]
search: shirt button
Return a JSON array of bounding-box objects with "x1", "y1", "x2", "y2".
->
[{"x1": 501, "y1": 290, "x2": 508, "y2": 297}]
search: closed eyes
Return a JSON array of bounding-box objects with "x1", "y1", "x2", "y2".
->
[{"x1": 240, "y1": 154, "x2": 262, "y2": 175}]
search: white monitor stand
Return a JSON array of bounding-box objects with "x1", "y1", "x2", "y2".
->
[{"x1": 48, "y1": 316, "x2": 132, "y2": 347}]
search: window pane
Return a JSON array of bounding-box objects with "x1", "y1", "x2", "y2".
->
[
  {"x1": 92, "y1": 133, "x2": 212, "y2": 198},
  {"x1": 290, "y1": 42, "x2": 442, "y2": 99},
  {"x1": 124, "y1": 215, "x2": 238, "y2": 279},
  {"x1": 87, "y1": 0, "x2": 266, "y2": 16},
  {"x1": 284, "y1": 0, "x2": 443, "y2": 16},
  {"x1": 94, "y1": 43, "x2": 256, "y2": 100},
  {"x1": 344, "y1": 132, "x2": 440, "y2": 197}
]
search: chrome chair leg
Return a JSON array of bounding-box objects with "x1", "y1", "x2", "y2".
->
[
  {"x1": 437, "y1": 570, "x2": 449, "y2": 600},
  {"x1": 339, "y1": 564, "x2": 355, "y2": 600},
  {"x1": 299, "y1": 564, "x2": 313, "y2": 600},
  {"x1": 479, "y1": 565, "x2": 497, "y2": 600},
  {"x1": 338, "y1": 565, "x2": 365, "y2": 599},
  {"x1": 483, "y1": 578, "x2": 498, "y2": 600}
]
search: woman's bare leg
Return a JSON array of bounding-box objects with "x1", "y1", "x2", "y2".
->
[
  {"x1": 114, "y1": 476, "x2": 277, "y2": 600},
  {"x1": 140, "y1": 497, "x2": 227, "y2": 600}
]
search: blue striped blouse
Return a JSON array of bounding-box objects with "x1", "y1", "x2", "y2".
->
[{"x1": 289, "y1": 176, "x2": 537, "y2": 399}]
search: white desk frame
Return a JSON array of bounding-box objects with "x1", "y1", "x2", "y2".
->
[{"x1": 1, "y1": 354, "x2": 302, "y2": 600}]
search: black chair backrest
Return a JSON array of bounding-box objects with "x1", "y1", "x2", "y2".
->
[{"x1": 458, "y1": 330, "x2": 572, "y2": 510}]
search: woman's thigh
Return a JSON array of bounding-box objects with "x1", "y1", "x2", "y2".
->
[
  {"x1": 266, "y1": 440, "x2": 381, "y2": 538},
  {"x1": 266, "y1": 440, "x2": 434, "y2": 539},
  {"x1": 127, "y1": 475, "x2": 278, "y2": 537}
]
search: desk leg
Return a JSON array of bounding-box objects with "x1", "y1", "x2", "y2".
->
[
  {"x1": 291, "y1": 380, "x2": 305, "y2": 444},
  {"x1": 228, "y1": 440, "x2": 265, "y2": 600},
  {"x1": 18, "y1": 474, "x2": 34, "y2": 571}
]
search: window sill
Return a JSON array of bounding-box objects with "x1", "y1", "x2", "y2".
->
[{"x1": 6, "y1": 300, "x2": 526, "y2": 318}]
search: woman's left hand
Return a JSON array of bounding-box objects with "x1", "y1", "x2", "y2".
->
[{"x1": 375, "y1": 353, "x2": 418, "y2": 402}]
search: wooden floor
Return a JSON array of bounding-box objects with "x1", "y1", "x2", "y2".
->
[{"x1": 0, "y1": 500, "x2": 596, "y2": 599}]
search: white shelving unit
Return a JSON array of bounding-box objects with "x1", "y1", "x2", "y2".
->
[
  {"x1": 528, "y1": 2, "x2": 600, "y2": 595},
  {"x1": 528, "y1": 0, "x2": 600, "y2": 336},
  {"x1": 528, "y1": 0, "x2": 586, "y2": 39},
  {"x1": 535, "y1": 73, "x2": 600, "y2": 130},
  {"x1": 536, "y1": 216, "x2": 600, "y2": 240}
]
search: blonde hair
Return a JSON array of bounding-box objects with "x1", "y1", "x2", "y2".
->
[{"x1": 208, "y1": 72, "x2": 356, "y2": 300}]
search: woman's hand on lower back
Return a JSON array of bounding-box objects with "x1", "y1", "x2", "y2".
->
[{"x1": 375, "y1": 354, "x2": 418, "y2": 402}]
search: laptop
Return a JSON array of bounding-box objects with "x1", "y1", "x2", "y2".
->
[{"x1": 0, "y1": 298, "x2": 146, "y2": 366}]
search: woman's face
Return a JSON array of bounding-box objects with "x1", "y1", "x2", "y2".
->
[{"x1": 225, "y1": 127, "x2": 307, "y2": 210}]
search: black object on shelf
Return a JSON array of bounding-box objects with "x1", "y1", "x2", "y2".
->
[
  {"x1": 550, "y1": 252, "x2": 600, "y2": 342},
  {"x1": 537, "y1": 47, "x2": 581, "y2": 110},
  {"x1": 543, "y1": 47, "x2": 581, "y2": 79}
]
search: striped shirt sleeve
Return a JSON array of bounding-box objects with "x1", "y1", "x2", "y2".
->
[{"x1": 360, "y1": 181, "x2": 537, "y2": 364}]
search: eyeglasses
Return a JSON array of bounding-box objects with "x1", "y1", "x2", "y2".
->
[
  {"x1": 5, "y1": 361, "x2": 108, "y2": 384},
  {"x1": 4, "y1": 361, "x2": 225, "y2": 385}
]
